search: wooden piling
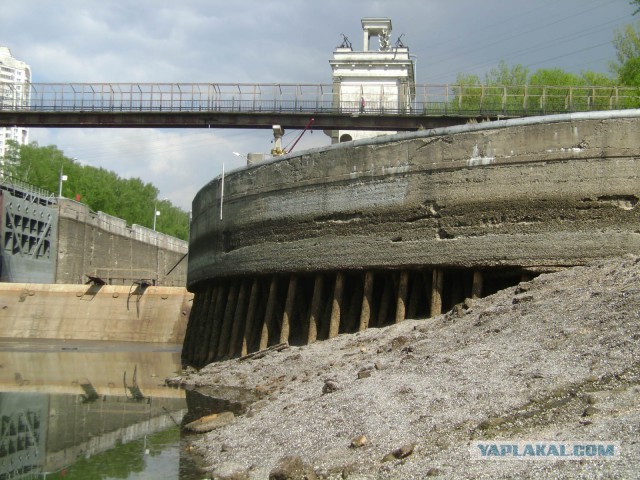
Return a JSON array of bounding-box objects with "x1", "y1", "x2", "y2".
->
[
  {"x1": 216, "y1": 281, "x2": 239, "y2": 359},
  {"x1": 395, "y1": 271, "x2": 409, "y2": 323},
  {"x1": 205, "y1": 284, "x2": 227, "y2": 364},
  {"x1": 182, "y1": 288, "x2": 205, "y2": 365},
  {"x1": 407, "y1": 272, "x2": 422, "y2": 319},
  {"x1": 472, "y1": 270, "x2": 483, "y2": 299},
  {"x1": 359, "y1": 271, "x2": 374, "y2": 331},
  {"x1": 328, "y1": 272, "x2": 344, "y2": 338},
  {"x1": 430, "y1": 268, "x2": 444, "y2": 317},
  {"x1": 307, "y1": 274, "x2": 324, "y2": 344},
  {"x1": 280, "y1": 275, "x2": 298, "y2": 344},
  {"x1": 228, "y1": 281, "x2": 248, "y2": 358},
  {"x1": 376, "y1": 277, "x2": 392, "y2": 327},
  {"x1": 241, "y1": 278, "x2": 259, "y2": 356},
  {"x1": 259, "y1": 277, "x2": 278, "y2": 350},
  {"x1": 194, "y1": 285, "x2": 217, "y2": 366}
]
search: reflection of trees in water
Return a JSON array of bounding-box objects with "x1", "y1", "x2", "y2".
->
[{"x1": 59, "y1": 427, "x2": 180, "y2": 479}]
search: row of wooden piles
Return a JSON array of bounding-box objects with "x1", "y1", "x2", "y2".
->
[{"x1": 181, "y1": 268, "x2": 500, "y2": 367}]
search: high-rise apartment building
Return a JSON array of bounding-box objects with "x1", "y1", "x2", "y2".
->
[{"x1": 0, "y1": 46, "x2": 31, "y2": 169}]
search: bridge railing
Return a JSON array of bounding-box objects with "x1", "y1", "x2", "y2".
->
[{"x1": 1, "y1": 83, "x2": 638, "y2": 117}]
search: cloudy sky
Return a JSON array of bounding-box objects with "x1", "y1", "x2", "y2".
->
[{"x1": 1, "y1": 0, "x2": 635, "y2": 210}]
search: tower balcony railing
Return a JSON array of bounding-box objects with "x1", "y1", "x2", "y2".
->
[{"x1": 0, "y1": 83, "x2": 638, "y2": 117}]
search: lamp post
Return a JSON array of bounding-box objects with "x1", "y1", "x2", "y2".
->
[
  {"x1": 152, "y1": 202, "x2": 160, "y2": 231},
  {"x1": 58, "y1": 166, "x2": 67, "y2": 198}
]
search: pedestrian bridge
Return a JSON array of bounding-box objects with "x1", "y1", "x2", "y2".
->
[{"x1": 0, "y1": 82, "x2": 637, "y2": 130}]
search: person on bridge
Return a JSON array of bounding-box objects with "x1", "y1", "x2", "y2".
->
[{"x1": 360, "y1": 96, "x2": 366, "y2": 113}]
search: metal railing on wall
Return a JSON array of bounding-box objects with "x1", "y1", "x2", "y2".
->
[{"x1": 1, "y1": 83, "x2": 638, "y2": 117}]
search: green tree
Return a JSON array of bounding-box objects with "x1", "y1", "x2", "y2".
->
[
  {"x1": 611, "y1": 21, "x2": 640, "y2": 85},
  {"x1": 4, "y1": 141, "x2": 190, "y2": 240}
]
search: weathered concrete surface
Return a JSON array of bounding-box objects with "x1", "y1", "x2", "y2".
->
[
  {"x1": 188, "y1": 111, "x2": 640, "y2": 288},
  {"x1": 56, "y1": 199, "x2": 188, "y2": 286},
  {"x1": 0, "y1": 283, "x2": 193, "y2": 343}
]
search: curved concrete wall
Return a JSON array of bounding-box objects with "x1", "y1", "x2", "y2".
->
[
  {"x1": 189, "y1": 111, "x2": 640, "y2": 285},
  {"x1": 183, "y1": 111, "x2": 640, "y2": 366}
]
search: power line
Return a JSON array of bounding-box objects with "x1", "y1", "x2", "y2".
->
[{"x1": 420, "y1": 0, "x2": 624, "y2": 82}]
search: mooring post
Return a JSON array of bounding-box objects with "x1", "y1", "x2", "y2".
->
[
  {"x1": 395, "y1": 270, "x2": 409, "y2": 323},
  {"x1": 259, "y1": 277, "x2": 278, "y2": 350},
  {"x1": 329, "y1": 272, "x2": 344, "y2": 338},
  {"x1": 280, "y1": 275, "x2": 298, "y2": 344},
  {"x1": 307, "y1": 274, "x2": 324, "y2": 343},
  {"x1": 359, "y1": 271, "x2": 374, "y2": 331},
  {"x1": 472, "y1": 270, "x2": 483, "y2": 299},
  {"x1": 430, "y1": 268, "x2": 444, "y2": 317},
  {"x1": 241, "y1": 278, "x2": 259, "y2": 356}
]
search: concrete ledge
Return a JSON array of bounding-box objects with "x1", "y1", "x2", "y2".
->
[{"x1": 0, "y1": 283, "x2": 193, "y2": 343}]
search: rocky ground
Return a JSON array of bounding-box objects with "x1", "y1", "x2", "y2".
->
[{"x1": 170, "y1": 255, "x2": 640, "y2": 479}]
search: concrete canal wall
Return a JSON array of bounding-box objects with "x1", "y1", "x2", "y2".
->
[
  {"x1": 0, "y1": 283, "x2": 192, "y2": 343},
  {"x1": 183, "y1": 111, "x2": 640, "y2": 367},
  {"x1": 56, "y1": 199, "x2": 188, "y2": 286},
  {"x1": 0, "y1": 189, "x2": 188, "y2": 286}
]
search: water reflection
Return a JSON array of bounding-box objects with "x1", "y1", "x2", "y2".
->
[{"x1": 0, "y1": 339, "x2": 202, "y2": 479}]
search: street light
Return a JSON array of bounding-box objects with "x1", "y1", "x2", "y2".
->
[
  {"x1": 58, "y1": 166, "x2": 67, "y2": 198},
  {"x1": 152, "y1": 203, "x2": 160, "y2": 231}
]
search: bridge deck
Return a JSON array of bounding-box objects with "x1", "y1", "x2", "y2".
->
[{"x1": 1, "y1": 82, "x2": 636, "y2": 130}]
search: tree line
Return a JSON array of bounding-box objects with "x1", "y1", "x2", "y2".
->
[
  {"x1": 452, "y1": 13, "x2": 640, "y2": 114},
  {"x1": 3, "y1": 141, "x2": 190, "y2": 240}
]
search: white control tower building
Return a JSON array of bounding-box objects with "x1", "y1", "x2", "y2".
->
[{"x1": 327, "y1": 18, "x2": 416, "y2": 144}]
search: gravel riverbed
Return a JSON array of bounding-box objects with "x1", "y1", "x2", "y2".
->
[{"x1": 170, "y1": 255, "x2": 640, "y2": 479}]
